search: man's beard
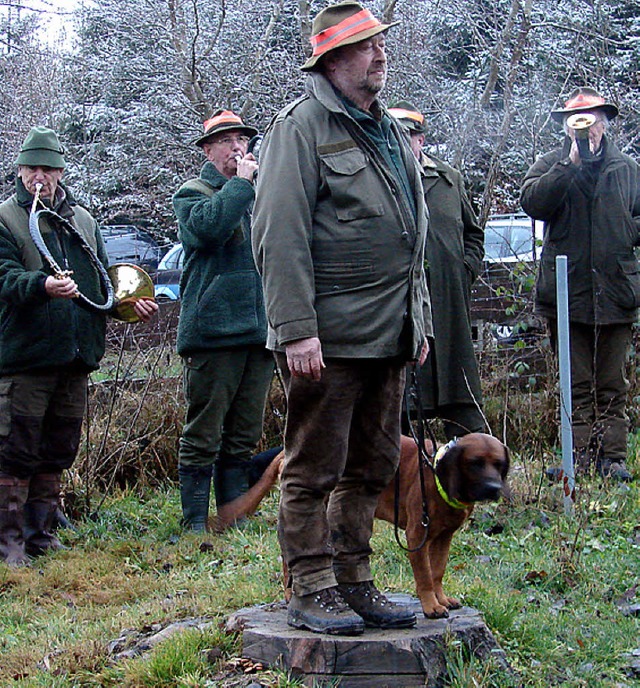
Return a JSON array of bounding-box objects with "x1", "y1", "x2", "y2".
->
[{"x1": 362, "y1": 73, "x2": 386, "y2": 95}]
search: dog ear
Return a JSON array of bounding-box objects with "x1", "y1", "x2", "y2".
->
[
  {"x1": 436, "y1": 443, "x2": 465, "y2": 500},
  {"x1": 501, "y1": 444, "x2": 511, "y2": 480}
]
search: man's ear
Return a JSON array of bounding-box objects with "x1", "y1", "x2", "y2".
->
[{"x1": 201, "y1": 142, "x2": 214, "y2": 162}]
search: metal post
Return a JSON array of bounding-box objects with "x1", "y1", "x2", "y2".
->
[{"x1": 556, "y1": 255, "x2": 575, "y2": 515}]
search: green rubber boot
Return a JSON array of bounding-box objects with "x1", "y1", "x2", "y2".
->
[{"x1": 178, "y1": 465, "x2": 213, "y2": 532}]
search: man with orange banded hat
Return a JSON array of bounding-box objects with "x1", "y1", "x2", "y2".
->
[
  {"x1": 173, "y1": 109, "x2": 273, "y2": 531},
  {"x1": 253, "y1": 2, "x2": 431, "y2": 634},
  {"x1": 521, "y1": 87, "x2": 640, "y2": 482}
]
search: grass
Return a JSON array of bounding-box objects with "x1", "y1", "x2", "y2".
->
[{"x1": 1, "y1": 440, "x2": 638, "y2": 688}]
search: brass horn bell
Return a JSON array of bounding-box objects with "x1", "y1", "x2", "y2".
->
[
  {"x1": 566, "y1": 112, "x2": 596, "y2": 138},
  {"x1": 107, "y1": 263, "x2": 155, "y2": 322}
]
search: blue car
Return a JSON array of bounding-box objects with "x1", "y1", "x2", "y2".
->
[{"x1": 153, "y1": 243, "x2": 183, "y2": 301}]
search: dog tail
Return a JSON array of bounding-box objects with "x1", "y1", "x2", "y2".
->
[{"x1": 247, "y1": 446, "x2": 283, "y2": 488}]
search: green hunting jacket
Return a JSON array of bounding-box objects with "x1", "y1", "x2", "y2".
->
[
  {"x1": 521, "y1": 135, "x2": 640, "y2": 325},
  {"x1": 173, "y1": 162, "x2": 267, "y2": 355},
  {"x1": 252, "y1": 72, "x2": 432, "y2": 360},
  {"x1": 419, "y1": 154, "x2": 484, "y2": 407},
  {"x1": 0, "y1": 179, "x2": 108, "y2": 375}
]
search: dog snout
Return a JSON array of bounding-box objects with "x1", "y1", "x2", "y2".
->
[{"x1": 474, "y1": 480, "x2": 504, "y2": 502}]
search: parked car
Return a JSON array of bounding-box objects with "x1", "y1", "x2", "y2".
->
[
  {"x1": 153, "y1": 243, "x2": 183, "y2": 301},
  {"x1": 471, "y1": 213, "x2": 544, "y2": 350},
  {"x1": 100, "y1": 225, "x2": 164, "y2": 272},
  {"x1": 483, "y1": 213, "x2": 543, "y2": 264}
]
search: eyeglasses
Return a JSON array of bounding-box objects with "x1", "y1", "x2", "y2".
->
[{"x1": 213, "y1": 135, "x2": 250, "y2": 146}]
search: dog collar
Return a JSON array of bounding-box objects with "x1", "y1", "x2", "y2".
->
[{"x1": 433, "y1": 440, "x2": 472, "y2": 510}]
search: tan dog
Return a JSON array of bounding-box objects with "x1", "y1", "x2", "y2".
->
[
  {"x1": 375, "y1": 433, "x2": 509, "y2": 618},
  {"x1": 219, "y1": 433, "x2": 509, "y2": 620}
]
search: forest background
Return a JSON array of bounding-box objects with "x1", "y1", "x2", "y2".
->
[{"x1": 0, "y1": 0, "x2": 638, "y2": 235}]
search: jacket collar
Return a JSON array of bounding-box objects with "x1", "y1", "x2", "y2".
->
[
  {"x1": 200, "y1": 161, "x2": 230, "y2": 189},
  {"x1": 419, "y1": 152, "x2": 455, "y2": 186},
  {"x1": 306, "y1": 71, "x2": 384, "y2": 120},
  {"x1": 16, "y1": 177, "x2": 75, "y2": 219}
]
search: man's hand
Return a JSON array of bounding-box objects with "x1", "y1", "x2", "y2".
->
[
  {"x1": 418, "y1": 338, "x2": 429, "y2": 366},
  {"x1": 45, "y1": 275, "x2": 78, "y2": 299},
  {"x1": 286, "y1": 337, "x2": 325, "y2": 381},
  {"x1": 568, "y1": 139, "x2": 581, "y2": 166},
  {"x1": 132, "y1": 297, "x2": 159, "y2": 323},
  {"x1": 236, "y1": 153, "x2": 258, "y2": 182}
]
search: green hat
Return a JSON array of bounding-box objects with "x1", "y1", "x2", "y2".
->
[
  {"x1": 388, "y1": 101, "x2": 427, "y2": 134},
  {"x1": 16, "y1": 126, "x2": 66, "y2": 169},
  {"x1": 194, "y1": 109, "x2": 258, "y2": 147},
  {"x1": 301, "y1": 1, "x2": 398, "y2": 72}
]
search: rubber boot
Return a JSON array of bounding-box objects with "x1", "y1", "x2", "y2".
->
[
  {"x1": 24, "y1": 473, "x2": 65, "y2": 556},
  {"x1": 0, "y1": 473, "x2": 30, "y2": 567},
  {"x1": 178, "y1": 464, "x2": 213, "y2": 532}
]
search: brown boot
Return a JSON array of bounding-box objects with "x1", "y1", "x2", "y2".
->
[
  {"x1": 24, "y1": 473, "x2": 65, "y2": 556},
  {"x1": 0, "y1": 473, "x2": 30, "y2": 567}
]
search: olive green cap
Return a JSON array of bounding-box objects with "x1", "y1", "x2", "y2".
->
[{"x1": 15, "y1": 126, "x2": 66, "y2": 169}]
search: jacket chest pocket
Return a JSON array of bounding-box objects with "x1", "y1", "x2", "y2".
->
[{"x1": 320, "y1": 147, "x2": 385, "y2": 222}]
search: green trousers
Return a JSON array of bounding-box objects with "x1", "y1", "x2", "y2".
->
[
  {"x1": 178, "y1": 346, "x2": 274, "y2": 503},
  {"x1": 549, "y1": 320, "x2": 632, "y2": 461}
]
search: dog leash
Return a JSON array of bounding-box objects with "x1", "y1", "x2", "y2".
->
[{"x1": 393, "y1": 364, "x2": 438, "y2": 553}]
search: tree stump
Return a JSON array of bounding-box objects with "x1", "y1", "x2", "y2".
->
[{"x1": 226, "y1": 594, "x2": 510, "y2": 687}]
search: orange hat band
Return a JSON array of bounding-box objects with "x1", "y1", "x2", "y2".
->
[
  {"x1": 388, "y1": 108, "x2": 424, "y2": 125},
  {"x1": 310, "y1": 8, "x2": 381, "y2": 58},
  {"x1": 202, "y1": 110, "x2": 244, "y2": 135},
  {"x1": 564, "y1": 93, "x2": 606, "y2": 110}
]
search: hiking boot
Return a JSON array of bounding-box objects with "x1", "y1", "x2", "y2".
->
[
  {"x1": 287, "y1": 586, "x2": 365, "y2": 635},
  {"x1": 598, "y1": 459, "x2": 633, "y2": 482},
  {"x1": 337, "y1": 580, "x2": 416, "y2": 629}
]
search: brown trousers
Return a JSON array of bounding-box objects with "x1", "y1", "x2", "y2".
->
[
  {"x1": 549, "y1": 320, "x2": 632, "y2": 461},
  {"x1": 0, "y1": 370, "x2": 87, "y2": 479},
  {"x1": 276, "y1": 354, "x2": 405, "y2": 596}
]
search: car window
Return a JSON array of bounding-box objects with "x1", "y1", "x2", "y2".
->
[
  {"x1": 161, "y1": 245, "x2": 183, "y2": 271},
  {"x1": 484, "y1": 225, "x2": 508, "y2": 260},
  {"x1": 484, "y1": 216, "x2": 541, "y2": 263}
]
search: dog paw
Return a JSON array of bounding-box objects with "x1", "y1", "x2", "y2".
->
[
  {"x1": 423, "y1": 606, "x2": 449, "y2": 619},
  {"x1": 446, "y1": 597, "x2": 462, "y2": 610}
]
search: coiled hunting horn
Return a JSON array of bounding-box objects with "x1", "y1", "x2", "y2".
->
[{"x1": 29, "y1": 183, "x2": 154, "y2": 322}]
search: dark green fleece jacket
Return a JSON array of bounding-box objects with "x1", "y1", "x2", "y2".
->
[
  {"x1": 173, "y1": 162, "x2": 267, "y2": 355},
  {"x1": 0, "y1": 179, "x2": 108, "y2": 374}
]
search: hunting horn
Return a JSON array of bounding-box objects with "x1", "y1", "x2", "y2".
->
[
  {"x1": 566, "y1": 112, "x2": 596, "y2": 160},
  {"x1": 29, "y1": 184, "x2": 154, "y2": 322}
]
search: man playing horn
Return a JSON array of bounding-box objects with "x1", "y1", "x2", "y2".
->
[
  {"x1": 253, "y1": 1, "x2": 431, "y2": 635},
  {"x1": 521, "y1": 88, "x2": 639, "y2": 482},
  {"x1": 0, "y1": 127, "x2": 157, "y2": 566},
  {"x1": 173, "y1": 110, "x2": 273, "y2": 532}
]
